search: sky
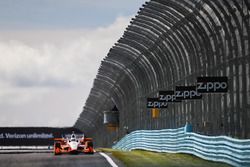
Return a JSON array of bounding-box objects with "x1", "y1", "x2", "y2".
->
[{"x1": 0, "y1": 0, "x2": 147, "y2": 127}]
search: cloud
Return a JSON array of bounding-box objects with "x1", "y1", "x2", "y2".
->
[{"x1": 0, "y1": 16, "x2": 131, "y2": 127}]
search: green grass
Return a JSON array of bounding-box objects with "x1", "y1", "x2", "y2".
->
[{"x1": 98, "y1": 148, "x2": 232, "y2": 167}]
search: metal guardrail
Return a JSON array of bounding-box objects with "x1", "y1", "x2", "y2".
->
[
  {"x1": 0, "y1": 146, "x2": 52, "y2": 150},
  {"x1": 112, "y1": 125, "x2": 250, "y2": 167},
  {"x1": 0, "y1": 146, "x2": 53, "y2": 153}
]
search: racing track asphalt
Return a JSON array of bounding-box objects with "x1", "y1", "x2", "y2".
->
[{"x1": 0, "y1": 152, "x2": 123, "y2": 167}]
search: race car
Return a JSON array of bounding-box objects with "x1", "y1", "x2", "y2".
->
[{"x1": 53, "y1": 132, "x2": 94, "y2": 155}]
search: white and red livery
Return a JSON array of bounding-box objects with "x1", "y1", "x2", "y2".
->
[{"x1": 53, "y1": 132, "x2": 94, "y2": 155}]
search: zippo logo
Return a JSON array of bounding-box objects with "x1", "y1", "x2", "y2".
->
[
  {"x1": 175, "y1": 86, "x2": 202, "y2": 100},
  {"x1": 197, "y1": 77, "x2": 228, "y2": 93},
  {"x1": 147, "y1": 98, "x2": 168, "y2": 108},
  {"x1": 158, "y1": 91, "x2": 181, "y2": 102}
]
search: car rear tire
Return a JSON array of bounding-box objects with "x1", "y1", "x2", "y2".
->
[{"x1": 54, "y1": 142, "x2": 61, "y2": 155}]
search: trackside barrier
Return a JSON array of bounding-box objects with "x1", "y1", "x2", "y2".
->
[
  {"x1": 112, "y1": 125, "x2": 250, "y2": 167},
  {"x1": 0, "y1": 146, "x2": 53, "y2": 153}
]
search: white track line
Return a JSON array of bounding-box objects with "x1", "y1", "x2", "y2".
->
[{"x1": 99, "y1": 152, "x2": 118, "y2": 167}]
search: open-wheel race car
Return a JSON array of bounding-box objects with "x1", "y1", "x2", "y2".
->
[{"x1": 53, "y1": 132, "x2": 94, "y2": 155}]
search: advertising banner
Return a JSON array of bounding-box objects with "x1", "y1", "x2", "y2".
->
[
  {"x1": 175, "y1": 86, "x2": 202, "y2": 100},
  {"x1": 158, "y1": 91, "x2": 181, "y2": 102},
  {"x1": 146, "y1": 76, "x2": 228, "y2": 110},
  {"x1": 197, "y1": 77, "x2": 228, "y2": 93},
  {"x1": 147, "y1": 98, "x2": 168, "y2": 108},
  {"x1": 0, "y1": 127, "x2": 82, "y2": 146}
]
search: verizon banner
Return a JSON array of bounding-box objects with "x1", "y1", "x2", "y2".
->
[{"x1": 0, "y1": 127, "x2": 82, "y2": 146}]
